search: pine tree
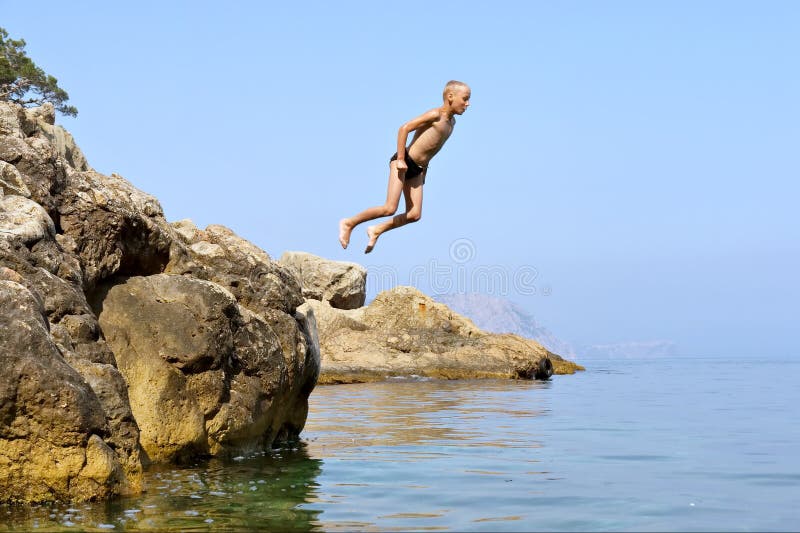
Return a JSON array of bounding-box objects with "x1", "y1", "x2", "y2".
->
[{"x1": 0, "y1": 27, "x2": 77, "y2": 117}]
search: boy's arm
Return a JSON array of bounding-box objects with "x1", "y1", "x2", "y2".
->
[{"x1": 396, "y1": 109, "x2": 440, "y2": 163}]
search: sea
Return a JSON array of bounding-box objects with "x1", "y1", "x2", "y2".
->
[{"x1": 1, "y1": 355, "x2": 798, "y2": 531}]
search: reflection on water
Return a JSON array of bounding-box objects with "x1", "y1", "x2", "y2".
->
[
  {"x1": 305, "y1": 379, "x2": 551, "y2": 454},
  {"x1": 0, "y1": 379, "x2": 552, "y2": 532},
  {"x1": 300, "y1": 379, "x2": 556, "y2": 531},
  {"x1": 2, "y1": 359, "x2": 800, "y2": 531}
]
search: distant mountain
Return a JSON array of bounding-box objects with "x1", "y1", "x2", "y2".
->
[
  {"x1": 578, "y1": 340, "x2": 678, "y2": 359},
  {"x1": 433, "y1": 293, "x2": 680, "y2": 361},
  {"x1": 433, "y1": 293, "x2": 576, "y2": 358}
]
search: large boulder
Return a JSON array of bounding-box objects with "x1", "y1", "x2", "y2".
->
[
  {"x1": 0, "y1": 280, "x2": 133, "y2": 502},
  {"x1": 96, "y1": 274, "x2": 319, "y2": 462},
  {"x1": 279, "y1": 251, "x2": 367, "y2": 309},
  {"x1": 164, "y1": 221, "x2": 318, "y2": 407},
  {"x1": 310, "y1": 286, "x2": 582, "y2": 383}
]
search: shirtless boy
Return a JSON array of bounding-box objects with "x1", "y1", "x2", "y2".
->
[{"x1": 338, "y1": 80, "x2": 471, "y2": 253}]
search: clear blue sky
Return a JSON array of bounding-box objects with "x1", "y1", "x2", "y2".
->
[{"x1": 3, "y1": 1, "x2": 798, "y2": 357}]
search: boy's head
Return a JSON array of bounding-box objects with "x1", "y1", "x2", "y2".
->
[{"x1": 443, "y1": 80, "x2": 471, "y2": 115}]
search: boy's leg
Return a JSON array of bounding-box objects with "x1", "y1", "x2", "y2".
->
[
  {"x1": 365, "y1": 173, "x2": 424, "y2": 253},
  {"x1": 339, "y1": 161, "x2": 405, "y2": 248}
]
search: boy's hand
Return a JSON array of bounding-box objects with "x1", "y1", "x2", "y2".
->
[{"x1": 396, "y1": 159, "x2": 408, "y2": 173}]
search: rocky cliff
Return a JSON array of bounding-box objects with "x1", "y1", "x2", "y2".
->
[
  {"x1": 0, "y1": 102, "x2": 319, "y2": 503},
  {"x1": 0, "y1": 102, "x2": 581, "y2": 504}
]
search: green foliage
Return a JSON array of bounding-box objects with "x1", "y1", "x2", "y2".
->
[{"x1": 0, "y1": 27, "x2": 77, "y2": 117}]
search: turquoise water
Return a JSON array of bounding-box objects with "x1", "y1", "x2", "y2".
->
[{"x1": 2, "y1": 356, "x2": 799, "y2": 531}]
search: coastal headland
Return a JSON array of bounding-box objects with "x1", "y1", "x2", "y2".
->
[{"x1": 0, "y1": 102, "x2": 581, "y2": 503}]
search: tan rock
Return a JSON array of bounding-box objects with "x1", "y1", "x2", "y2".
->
[
  {"x1": 309, "y1": 286, "x2": 581, "y2": 384},
  {"x1": 0, "y1": 266, "x2": 23, "y2": 283},
  {"x1": 163, "y1": 222, "x2": 319, "y2": 429},
  {"x1": 97, "y1": 274, "x2": 319, "y2": 462},
  {"x1": 22, "y1": 102, "x2": 55, "y2": 127},
  {"x1": 1, "y1": 229, "x2": 143, "y2": 498},
  {"x1": 0, "y1": 280, "x2": 137, "y2": 502}
]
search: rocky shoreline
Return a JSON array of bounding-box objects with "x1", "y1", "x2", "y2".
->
[
  {"x1": 305, "y1": 285, "x2": 580, "y2": 384},
  {"x1": 0, "y1": 102, "x2": 581, "y2": 503}
]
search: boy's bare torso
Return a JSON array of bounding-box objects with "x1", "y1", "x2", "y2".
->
[{"x1": 407, "y1": 110, "x2": 455, "y2": 166}]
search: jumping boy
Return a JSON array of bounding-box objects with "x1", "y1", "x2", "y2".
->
[{"x1": 338, "y1": 80, "x2": 471, "y2": 253}]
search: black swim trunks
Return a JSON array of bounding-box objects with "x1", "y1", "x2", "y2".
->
[{"x1": 390, "y1": 151, "x2": 426, "y2": 184}]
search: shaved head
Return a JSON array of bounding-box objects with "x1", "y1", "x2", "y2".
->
[{"x1": 443, "y1": 80, "x2": 470, "y2": 100}]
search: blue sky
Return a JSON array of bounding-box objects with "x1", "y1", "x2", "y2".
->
[{"x1": 3, "y1": 1, "x2": 798, "y2": 356}]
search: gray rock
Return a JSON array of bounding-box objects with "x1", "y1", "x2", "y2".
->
[
  {"x1": 0, "y1": 102, "x2": 25, "y2": 138},
  {"x1": 0, "y1": 195, "x2": 56, "y2": 244},
  {"x1": 279, "y1": 250, "x2": 366, "y2": 309},
  {"x1": 294, "y1": 301, "x2": 322, "y2": 395},
  {"x1": 0, "y1": 161, "x2": 31, "y2": 197},
  {"x1": 57, "y1": 170, "x2": 174, "y2": 288},
  {"x1": 36, "y1": 123, "x2": 90, "y2": 172}
]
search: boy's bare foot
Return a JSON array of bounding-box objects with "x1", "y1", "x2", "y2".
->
[
  {"x1": 339, "y1": 219, "x2": 352, "y2": 249},
  {"x1": 364, "y1": 226, "x2": 379, "y2": 254}
]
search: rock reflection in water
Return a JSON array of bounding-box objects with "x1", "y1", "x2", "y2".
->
[
  {"x1": 305, "y1": 379, "x2": 550, "y2": 454},
  {"x1": 299, "y1": 378, "x2": 554, "y2": 530},
  {"x1": 0, "y1": 379, "x2": 552, "y2": 532}
]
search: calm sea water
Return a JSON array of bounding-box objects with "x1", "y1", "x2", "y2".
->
[{"x1": 1, "y1": 356, "x2": 798, "y2": 531}]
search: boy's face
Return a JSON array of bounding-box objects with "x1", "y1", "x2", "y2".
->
[{"x1": 449, "y1": 87, "x2": 471, "y2": 115}]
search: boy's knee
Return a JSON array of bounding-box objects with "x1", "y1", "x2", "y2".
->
[
  {"x1": 406, "y1": 210, "x2": 421, "y2": 223},
  {"x1": 381, "y1": 204, "x2": 398, "y2": 217}
]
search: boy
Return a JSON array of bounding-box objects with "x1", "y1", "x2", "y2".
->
[{"x1": 339, "y1": 80, "x2": 471, "y2": 253}]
